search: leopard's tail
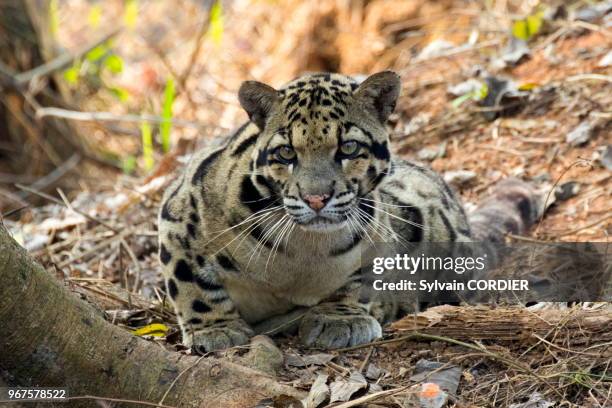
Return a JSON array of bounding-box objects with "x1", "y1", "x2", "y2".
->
[{"x1": 468, "y1": 177, "x2": 545, "y2": 242}]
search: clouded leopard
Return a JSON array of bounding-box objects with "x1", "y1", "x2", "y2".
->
[{"x1": 158, "y1": 71, "x2": 540, "y2": 351}]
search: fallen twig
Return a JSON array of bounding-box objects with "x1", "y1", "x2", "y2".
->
[
  {"x1": 35, "y1": 107, "x2": 206, "y2": 129},
  {"x1": 14, "y1": 29, "x2": 121, "y2": 87},
  {"x1": 15, "y1": 183, "x2": 118, "y2": 232}
]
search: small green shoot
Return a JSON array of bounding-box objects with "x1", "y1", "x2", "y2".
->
[
  {"x1": 86, "y1": 44, "x2": 109, "y2": 63},
  {"x1": 451, "y1": 82, "x2": 489, "y2": 108},
  {"x1": 103, "y1": 55, "x2": 124, "y2": 74},
  {"x1": 512, "y1": 10, "x2": 544, "y2": 41},
  {"x1": 63, "y1": 63, "x2": 81, "y2": 86},
  {"x1": 160, "y1": 78, "x2": 175, "y2": 153},
  {"x1": 49, "y1": 0, "x2": 60, "y2": 37},
  {"x1": 208, "y1": 0, "x2": 224, "y2": 46},
  {"x1": 124, "y1": 0, "x2": 139, "y2": 29},
  {"x1": 88, "y1": 5, "x2": 102, "y2": 28},
  {"x1": 141, "y1": 121, "x2": 154, "y2": 172},
  {"x1": 122, "y1": 155, "x2": 137, "y2": 174},
  {"x1": 110, "y1": 87, "x2": 130, "y2": 102}
]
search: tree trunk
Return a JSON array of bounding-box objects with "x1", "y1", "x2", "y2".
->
[
  {"x1": 0, "y1": 1, "x2": 84, "y2": 211},
  {"x1": 0, "y1": 223, "x2": 304, "y2": 407}
]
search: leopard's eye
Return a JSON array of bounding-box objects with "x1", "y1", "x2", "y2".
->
[
  {"x1": 276, "y1": 146, "x2": 296, "y2": 163},
  {"x1": 339, "y1": 141, "x2": 360, "y2": 158}
]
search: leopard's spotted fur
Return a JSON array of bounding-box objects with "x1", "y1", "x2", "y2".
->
[{"x1": 158, "y1": 72, "x2": 540, "y2": 351}]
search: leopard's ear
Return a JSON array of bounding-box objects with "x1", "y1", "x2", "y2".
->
[
  {"x1": 353, "y1": 71, "x2": 401, "y2": 124},
  {"x1": 238, "y1": 80, "x2": 279, "y2": 130}
]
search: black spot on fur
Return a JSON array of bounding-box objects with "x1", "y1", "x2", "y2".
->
[
  {"x1": 192, "y1": 149, "x2": 223, "y2": 185},
  {"x1": 160, "y1": 244, "x2": 172, "y2": 265},
  {"x1": 192, "y1": 300, "x2": 211, "y2": 313},
  {"x1": 196, "y1": 255, "x2": 206, "y2": 267},
  {"x1": 174, "y1": 260, "x2": 193, "y2": 281},
  {"x1": 161, "y1": 181, "x2": 183, "y2": 222},
  {"x1": 504, "y1": 218, "x2": 520, "y2": 234},
  {"x1": 217, "y1": 254, "x2": 238, "y2": 271},
  {"x1": 187, "y1": 223, "x2": 196, "y2": 238},
  {"x1": 255, "y1": 149, "x2": 268, "y2": 167},
  {"x1": 370, "y1": 141, "x2": 390, "y2": 161},
  {"x1": 190, "y1": 213, "x2": 199, "y2": 223},
  {"x1": 458, "y1": 226, "x2": 471, "y2": 236},
  {"x1": 176, "y1": 235, "x2": 191, "y2": 251},
  {"x1": 212, "y1": 297, "x2": 230, "y2": 305},
  {"x1": 517, "y1": 197, "x2": 533, "y2": 224},
  {"x1": 188, "y1": 318, "x2": 203, "y2": 325},
  {"x1": 195, "y1": 276, "x2": 224, "y2": 291},
  {"x1": 167, "y1": 278, "x2": 179, "y2": 299}
]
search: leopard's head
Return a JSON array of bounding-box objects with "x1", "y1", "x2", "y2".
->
[{"x1": 239, "y1": 72, "x2": 400, "y2": 232}]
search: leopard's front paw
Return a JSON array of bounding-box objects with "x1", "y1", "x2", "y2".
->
[
  {"x1": 184, "y1": 320, "x2": 253, "y2": 353},
  {"x1": 298, "y1": 305, "x2": 382, "y2": 349}
]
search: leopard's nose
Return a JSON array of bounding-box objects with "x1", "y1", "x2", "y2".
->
[{"x1": 303, "y1": 193, "x2": 330, "y2": 211}]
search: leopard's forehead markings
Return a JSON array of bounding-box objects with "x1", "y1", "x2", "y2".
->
[{"x1": 276, "y1": 73, "x2": 359, "y2": 147}]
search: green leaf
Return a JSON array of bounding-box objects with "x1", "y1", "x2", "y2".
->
[
  {"x1": 160, "y1": 78, "x2": 175, "y2": 153},
  {"x1": 124, "y1": 0, "x2": 139, "y2": 29},
  {"x1": 110, "y1": 86, "x2": 130, "y2": 102},
  {"x1": 63, "y1": 65, "x2": 80, "y2": 85},
  {"x1": 122, "y1": 155, "x2": 137, "y2": 174},
  {"x1": 512, "y1": 10, "x2": 544, "y2": 41},
  {"x1": 104, "y1": 54, "x2": 124, "y2": 74},
  {"x1": 451, "y1": 82, "x2": 488, "y2": 108},
  {"x1": 141, "y1": 121, "x2": 154, "y2": 171},
  {"x1": 451, "y1": 93, "x2": 473, "y2": 108},
  {"x1": 208, "y1": 0, "x2": 224, "y2": 46},
  {"x1": 86, "y1": 44, "x2": 108, "y2": 63},
  {"x1": 88, "y1": 5, "x2": 102, "y2": 28},
  {"x1": 475, "y1": 82, "x2": 489, "y2": 100}
]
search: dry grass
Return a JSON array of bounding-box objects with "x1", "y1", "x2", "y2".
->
[{"x1": 1, "y1": 0, "x2": 611, "y2": 406}]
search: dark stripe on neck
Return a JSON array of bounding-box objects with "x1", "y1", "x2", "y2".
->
[
  {"x1": 382, "y1": 193, "x2": 424, "y2": 242},
  {"x1": 438, "y1": 209, "x2": 457, "y2": 241},
  {"x1": 231, "y1": 132, "x2": 259, "y2": 157},
  {"x1": 192, "y1": 148, "x2": 223, "y2": 185},
  {"x1": 249, "y1": 224, "x2": 274, "y2": 248},
  {"x1": 240, "y1": 175, "x2": 277, "y2": 213},
  {"x1": 330, "y1": 232, "x2": 362, "y2": 256}
]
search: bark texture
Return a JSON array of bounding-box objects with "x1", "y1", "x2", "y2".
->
[
  {"x1": 0, "y1": 223, "x2": 303, "y2": 407},
  {"x1": 391, "y1": 304, "x2": 612, "y2": 346}
]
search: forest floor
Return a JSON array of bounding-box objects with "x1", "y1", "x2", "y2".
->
[{"x1": 3, "y1": 0, "x2": 611, "y2": 407}]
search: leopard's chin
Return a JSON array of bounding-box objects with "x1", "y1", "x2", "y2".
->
[{"x1": 298, "y1": 217, "x2": 347, "y2": 233}]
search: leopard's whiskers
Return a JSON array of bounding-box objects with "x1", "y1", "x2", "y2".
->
[
  {"x1": 359, "y1": 197, "x2": 417, "y2": 208},
  {"x1": 212, "y1": 208, "x2": 283, "y2": 256},
  {"x1": 354, "y1": 206, "x2": 401, "y2": 244},
  {"x1": 359, "y1": 201, "x2": 427, "y2": 231},
  {"x1": 245, "y1": 214, "x2": 289, "y2": 269},
  {"x1": 266, "y1": 217, "x2": 294, "y2": 272}
]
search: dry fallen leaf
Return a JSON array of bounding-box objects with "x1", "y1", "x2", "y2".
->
[{"x1": 329, "y1": 371, "x2": 368, "y2": 403}]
